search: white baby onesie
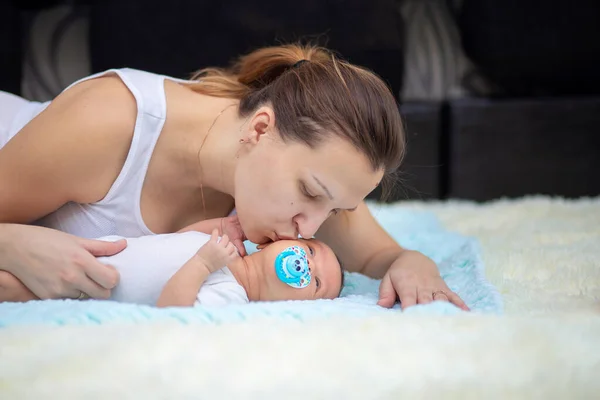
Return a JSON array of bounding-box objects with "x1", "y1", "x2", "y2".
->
[{"x1": 96, "y1": 231, "x2": 249, "y2": 306}]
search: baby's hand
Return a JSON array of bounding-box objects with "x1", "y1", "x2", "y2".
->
[{"x1": 195, "y1": 229, "x2": 240, "y2": 273}]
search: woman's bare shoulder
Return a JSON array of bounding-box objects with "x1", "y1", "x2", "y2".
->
[
  {"x1": 0, "y1": 75, "x2": 139, "y2": 221},
  {"x1": 58, "y1": 75, "x2": 137, "y2": 120}
]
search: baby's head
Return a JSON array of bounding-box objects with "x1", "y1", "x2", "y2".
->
[{"x1": 243, "y1": 238, "x2": 343, "y2": 302}]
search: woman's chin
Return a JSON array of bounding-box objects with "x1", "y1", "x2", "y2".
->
[{"x1": 246, "y1": 231, "x2": 271, "y2": 245}]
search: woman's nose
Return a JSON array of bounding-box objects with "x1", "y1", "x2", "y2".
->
[
  {"x1": 298, "y1": 223, "x2": 318, "y2": 239},
  {"x1": 295, "y1": 212, "x2": 328, "y2": 239}
]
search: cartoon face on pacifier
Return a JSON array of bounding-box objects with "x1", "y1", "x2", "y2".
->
[{"x1": 274, "y1": 246, "x2": 312, "y2": 289}]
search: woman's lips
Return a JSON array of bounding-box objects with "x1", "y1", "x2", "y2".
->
[
  {"x1": 266, "y1": 231, "x2": 297, "y2": 242},
  {"x1": 275, "y1": 232, "x2": 297, "y2": 241}
]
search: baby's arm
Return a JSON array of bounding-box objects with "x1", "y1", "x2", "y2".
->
[
  {"x1": 156, "y1": 254, "x2": 211, "y2": 307},
  {"x1": 157, "y1": 230, "x2": 239, "y2": 308},
  {"x1": 0, "y1": 271, "x2": 38, "y2": 302}
]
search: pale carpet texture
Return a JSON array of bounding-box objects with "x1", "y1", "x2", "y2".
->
[
  {"x1": 396, "y1": 196, "x2": 600, "y2": 315},
  {"x1": 1, "y1": 196, "x2": 599, "y2": 399}
]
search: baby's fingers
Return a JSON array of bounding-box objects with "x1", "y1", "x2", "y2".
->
[
  {"x1": 226, "y1": 242, "x2": 238, "y2": 256},
  {"x1": 210, "y1": 229, "x2": 219, "y2": 242},
  {"x1": 220, "y1": 234, "x2": 230, "y2": 247}
]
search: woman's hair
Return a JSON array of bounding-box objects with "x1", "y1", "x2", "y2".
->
[{"x1": 190, "y1": 44, "x2": 405, "y2": 200}]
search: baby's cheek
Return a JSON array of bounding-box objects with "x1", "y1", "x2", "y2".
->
[
  {"x1": 274, "y1": 282, "x2": 314, "y2": 301},
  {"x1": 292, "y1": 288, "x2": 314, "y2": 301}
]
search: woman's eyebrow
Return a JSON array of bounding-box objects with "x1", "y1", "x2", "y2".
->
[
  {"x1": 311, "y1": 175, "x2": 358, "y2": 211},
  {"x1": 312, "y1": 175, "x2": 334, "y2": 200}
]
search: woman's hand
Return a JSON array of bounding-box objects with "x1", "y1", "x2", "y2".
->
[
  {"x1": 377, "y1": 250, "x2": 469, "y2": 311},
  {"x1": 219, "y1": 216, "x2": 247, "y2": 256},
  {"x1": 178, "y1": 216, "x2": 247, "y2": 256},
  {"x1": 0, "y1": 224, "x2": 126, "y2": 300}
]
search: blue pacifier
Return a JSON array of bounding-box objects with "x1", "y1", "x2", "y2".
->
[{"x1": 275, "y1": 246, "x2": 311, "y2": 289}]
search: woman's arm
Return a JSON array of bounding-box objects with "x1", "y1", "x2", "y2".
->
[
  {"x1": 0, "y1": 76, "x2": 135, "y2": 223},
  {"x1": 0, "y1": 271, "x2": 38, "y2": 302},
  {"x1": 315, "y1": 202, "x2": 402, "y2": 277},
  {"x1": 0, "y1": 76, "x2": 136, "y2": 298},
  {"x1": 316, "y1": 202, "x2": 469, "y2": 311}
]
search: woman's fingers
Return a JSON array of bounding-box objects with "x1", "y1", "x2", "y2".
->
[
  {"x1": 76, "y1": 274, "x2": 111, "y2": 300},
  {"x1": 233, "y1": 239, "x2": 247, "y2": 256},
  {"x1": 376, "y1": 274, "x2": 397, "y2": 308},
  {"x1": 80, "y1": 237, "x2": 127, "y2": 257},
  {"x1": 448, "y1": 291, "x2": 470, "y2": 311},
  {"x1": 82, "y1": 259, "x2": 119, "y2": 291},
  {"x1": 429, "y1": 288, "x2": 470, "y2": 311},
  {"x1": 417, "y1": 289, "x2": 434, "y2": 304},
  {"x1": 397, "y1": 284, "x2": 418, "y2": 310},
  {"x1": 78, "y1": 237, "x2": 125, "y2": 291}
]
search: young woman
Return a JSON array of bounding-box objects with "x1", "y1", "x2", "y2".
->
[{"x1": 0, "y1": 44, "x2": 467, "y2": 310}]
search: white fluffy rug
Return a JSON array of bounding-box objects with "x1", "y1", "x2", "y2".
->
[
  {"x1": 1, "y1": 197, "x2": 599, "y2": 399},
  {"x1": 398, "y1": 196, "x2": 600, "y2": 315}
]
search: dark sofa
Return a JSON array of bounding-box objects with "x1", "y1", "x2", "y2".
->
[{"x1": 2, "y1": 0, "x2": 599, "y2": 202}]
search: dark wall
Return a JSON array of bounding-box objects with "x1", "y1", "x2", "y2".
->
[
  {"x1": 2, "y1": 0, "x2": 600, "y2": 202},
  {"x1": 0, "y1": 1, "x2": 22, "y2": 94},
  {"x1": 458, "y1": 0, "x2": 600, "y2": 97},
  {"x1": 89, "y1": 0, "x2": 405, "y2": 99}
]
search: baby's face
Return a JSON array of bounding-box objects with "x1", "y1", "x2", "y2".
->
[{"x1": 253, "y1": 239, "x2": 342, "y2": 301}]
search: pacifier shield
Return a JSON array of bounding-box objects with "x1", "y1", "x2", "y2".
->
[{"x1": 274, "y1": 246, "x2": 311, "y2": 289}]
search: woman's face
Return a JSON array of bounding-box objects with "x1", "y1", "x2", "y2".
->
[{"x1": 234, "y1": 107, "x2": 383, "y2": 244}]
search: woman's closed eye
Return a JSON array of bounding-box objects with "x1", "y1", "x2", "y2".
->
[
  {"x1": 300, "y1": 182, "x2": 340, "y2": 216},
  {"x1": 300, "y1": 182, "x2": 317, "y2": 199}
]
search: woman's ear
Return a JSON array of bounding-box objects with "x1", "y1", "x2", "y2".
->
[{"x1": 244, "y1": 106, "x2": 276, "y2": 144}]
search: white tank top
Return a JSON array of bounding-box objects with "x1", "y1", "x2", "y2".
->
[{"x1": 5, "y1": 68, "x2": 197, "y2": 239}]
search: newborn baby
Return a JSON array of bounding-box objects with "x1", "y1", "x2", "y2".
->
[
  {"x1": 0, "y1": 218, "x2": 343, "y2": 307},
  {"x1": 105, "y1": 230, "x2": 343, "y2": 307}
]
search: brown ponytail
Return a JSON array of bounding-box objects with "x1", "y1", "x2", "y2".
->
[{"x1": 189, "y1": 44, "x2": 406, "y2": 200}]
